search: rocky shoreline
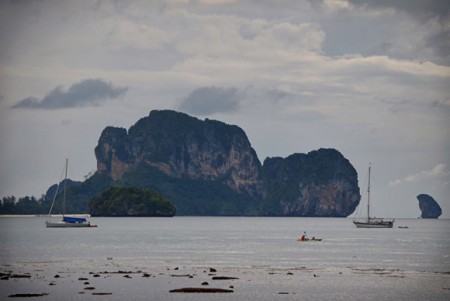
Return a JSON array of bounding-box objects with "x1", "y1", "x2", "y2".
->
[{"x1": 1, "y1": 259, "x2": 449, "y2": 300}]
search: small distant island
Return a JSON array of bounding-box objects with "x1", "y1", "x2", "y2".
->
[
  {"x1": 417, "y1": 194, "x2": 442, "y2": 219},
  {"x1": 89, "y1": 186, "x2": 176, "y2": 217}
]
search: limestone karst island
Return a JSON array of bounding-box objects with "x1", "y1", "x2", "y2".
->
[
  {"x1": 3, "y1": 110, "x2": 362, "y2": 217},
  {"x1": 417, "y1": 194, "x2": 442, "y2": 219}
]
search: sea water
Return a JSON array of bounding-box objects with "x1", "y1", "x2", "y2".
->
[{"x1": 0, "y1": 217, "x2": 449, "y2": 300}]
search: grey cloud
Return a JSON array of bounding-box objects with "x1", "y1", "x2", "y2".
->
[
  {"x1": 314, "y1": 0, "x2": 449, "y2": 64},
  {"x1": 346, "y1": 0, "x2": 449, "y2": 20},
  {"x1": 427, "y1": 31, "x2": 450, "y2": 59},
  {"x1": 349, "y1": 0, "x2": 450, "y2": 62},
  {"x1": 177, "y1": 86, "x2": 240, "y2": 116},
  {"x1": 10, "y1": 79, "x2": 128, "y2": 109},
  {"x1": 266, "y1": 89, "x2": 288, "y2": 103}
]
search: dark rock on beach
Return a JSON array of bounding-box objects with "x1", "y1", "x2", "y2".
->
[
  {"x1": 212, "y1": 276, "x2": 239, "y2": 280},
  {"x1": 8, "y1": 293, "x2": 49, "y2": 298},
  {"x1": 9, "y1": 274, "x2": 31, "y2": 279},
  {"x1": 171, "y1": 274, "x2": 194, "y2": 278},
  {"x1": 169, "y1": 287, "x2": 234, "y2": 293}
]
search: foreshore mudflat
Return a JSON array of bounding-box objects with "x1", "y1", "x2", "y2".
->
[{"x1": 1, "y1": 259, "x2": 449, "y2": 300}]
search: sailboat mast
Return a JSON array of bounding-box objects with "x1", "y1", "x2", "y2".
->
[
  {"x1": 367, "y1": 164, "x2": 371, "y2": 223},
  {"x1": 63, "y1": 158, "x2": 68, "y2": 217}
]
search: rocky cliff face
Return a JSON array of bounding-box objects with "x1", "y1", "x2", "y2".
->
[
  {"x1": 95, "y1": 126, "x2": 131, "y2": 180},
  {"x1": 417, "y1": 194, "x2": 442, "y2": 218},
  {"x1": 261, "y1": 149, "x2": 360, "y2": 217},
  {"x1": 94, "y1": 110, "x2": 360, "y2": 216},
  {"x1": 95, "y1": 110, "x2": 263, "y2": 199}
]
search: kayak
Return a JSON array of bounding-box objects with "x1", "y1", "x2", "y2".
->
[{"x1": 297, "y1": 237, "x2": 322, "y2": 242}]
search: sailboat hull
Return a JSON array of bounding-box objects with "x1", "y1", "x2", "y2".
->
[
  {"x1": 353, "y1": 220, "x2": 394, "y2": 228},
  {"x1": 45, "y1": 221, "x2": 92, "y2": 228}
]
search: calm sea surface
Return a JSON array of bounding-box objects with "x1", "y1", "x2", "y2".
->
[
  {"x1": 1, "y1": 217, "x2": 449, "y2": 271},
  {"x1": 1, "y1": 217, "x2": 449, "y2": 300}
]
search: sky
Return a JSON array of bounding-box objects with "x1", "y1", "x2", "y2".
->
[{"x1": 0, "y1": 0, "x2": 449, "y2": 218}]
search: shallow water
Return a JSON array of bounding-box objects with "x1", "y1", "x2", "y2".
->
[{"x1": 1, "y1": 217, "x2": 449, "y2": 300}]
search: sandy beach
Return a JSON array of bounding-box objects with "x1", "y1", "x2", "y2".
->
[{"x1": 1, "y1": 259, "x2": 450, "y2": 301}]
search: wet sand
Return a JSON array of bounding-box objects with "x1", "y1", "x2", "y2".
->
[{"x1": 1, "y1": 259, "x2": 449, "y2": 300}]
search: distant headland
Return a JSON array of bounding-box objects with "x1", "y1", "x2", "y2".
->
[{"x1": 1, "y1": 110, "x2": 361, "y2": 217}]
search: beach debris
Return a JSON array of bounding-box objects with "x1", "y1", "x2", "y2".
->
[
  {"x1": 201, "y1": 282, "x2": 209, "y2": 286},
  {"x1": 2, "y1": 273, "x2": 32, "y2": 280},
  {"x1": 1, "y1": 272, "x2": 12, "y2": 279},
  {"x1": 11, "y1": 274, "x2": 32, "y2": 279},
  {"x1": 142, "y1": 273, "x2": 151, "y2": 278},
  {"x1": 209, "y1": 268, "x2": 217, "y2": 273},
  {"x1": 78, "y1": 277, "x2": 88, "y2": 281},
  {"x1": 8, "y1": 293, "x2": 48, "y2": 298},
  {"x1": 169, "y1": 287, "x2": 233, "y2": 293},
  {"x1": 84, "y1": 287, "x2": 96, "y2": 290},
  {"x1": 92, "y1": 292, "x2": 112, "y2": 295},
  {"x1": 96, "y1": 270, "x2": 141, "y2": 274},
  {"x1": 123, "y1": 275, "x2": 132, "y2": 279},
  {"x1": 212, "y1": 276, "x2": 239, "y2": 280},
  {"x1": 171, "y1": 274, "x2": 194, "y2": 278}
]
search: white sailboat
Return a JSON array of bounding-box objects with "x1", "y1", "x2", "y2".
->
[
  {"x1": 353, "y1": 164, "x2": 394, "y2": 228},
  {"x1": 45, "y1": 159, "x2": 96, "y2": 228}
]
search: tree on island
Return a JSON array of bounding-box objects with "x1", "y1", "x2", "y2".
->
[
  {"x1": 0, "y1": 195, "x2": 50, "y2": 215},
  {"x1": 88, "y1": 186, "x2": 176, "y2": 217}
]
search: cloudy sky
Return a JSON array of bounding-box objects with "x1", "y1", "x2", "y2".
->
[{"x1": 0, "y1": 0, "x2": 449, "y2": 218}]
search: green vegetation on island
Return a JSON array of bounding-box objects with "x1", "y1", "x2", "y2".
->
[
  {"x1": 0, "y1": 195, "x2": 50, "y2": 215},
  {"x1": 88, "y1": 186, "x2": 176, "y2": 217}
]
